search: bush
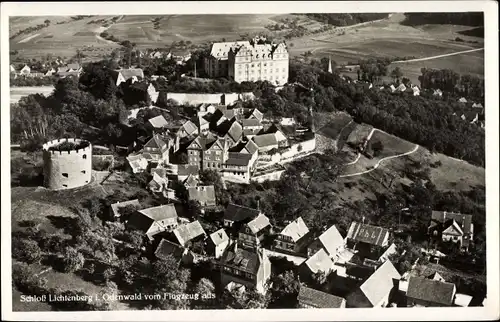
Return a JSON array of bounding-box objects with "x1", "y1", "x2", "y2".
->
[
  {"x1": 61, "y1": 247, "x2": 85, "y2": 273},
  {"x1": 12, "y1": 238, "x2": 43, "y2": 264}
]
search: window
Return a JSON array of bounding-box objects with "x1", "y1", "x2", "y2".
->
[
  {"x1": 63, "y1": 184, "x2": 68, "y2": 187},
  {"x1": 81, "y1": 170, "x2": 86, "y2": 174},
  {"x1": 62, "y1": 173, "x2": 68, "y2": 178},
  {"x1": 82, "y1": 154, "x2": 87, "y2": 159},
  {"x1": 282, "y1": 68, "x2": 285, "y2": 72}
]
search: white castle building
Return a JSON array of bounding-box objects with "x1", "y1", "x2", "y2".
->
[{"x1": 205, "y1": 37, "x2": 289, "y2": 86}]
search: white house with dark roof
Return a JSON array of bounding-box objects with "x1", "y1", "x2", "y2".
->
[
  {"x1": 140, "y1": 135, "x2": 170, "y2": 164},
  {"x1": 428, "y1": 211, "x2": 474, "y2": 251},
  {"x1": 406, "y1": 276, "x2": 456, "y2": 307},
  {"x1": 238, "y1": 214, "x2": 271, "y2": 250},
  {"x1": 346, "y1": 260, "x2": 401, "y2": 308},
  {"x1": 297, "y1": 286, "x2": 346, "y2": 308},
  {"x1": 274, "y1": 217, "x2": 310, "y2": 255},
  {"x1": 188, "y1": 185, "x2": 216, "y2": 207},
  {"x1": 307, "y1": 224, "x2": 345, "y2": 259},
  {"x1": 127, "y1": 204, "x2": 179, "y2": 240},
  {"x1": 208, "y1": 229, "x2": 230, "y2": 258},
  {"x1": 222, "y1": 152, "x2": 254, "y2": 183},
  {"x1": 219, "y1": 244, "x2": 271, "y2": 294},
  {"x1": 223, "y1": 203, "x2": 261, "y2": 229}
]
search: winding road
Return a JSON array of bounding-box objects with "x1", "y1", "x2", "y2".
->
[{"x1": 339, "y1": 144, "x2": 419, "y2": 178}]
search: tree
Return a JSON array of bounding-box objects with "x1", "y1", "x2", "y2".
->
[
  {"x1": 199, "y1": 169, "x2": 230, "y2": 205},
  {"x1": 390, "y1": 67, "x2": 403, "y2": 84},
  {"x1": 12, "y1": 239, "x2": 43, "y2": 264},
  {"x1": 191, "y1": 278, "x2": 217, "y2": 309},
  {"x1": 44, "y1": 19, "x2": 51, "y2": 25},
  {"x1": 61, "y1": 247, "x2": 85, "y2": 273},
  {"x1": 267, "y1": 270, "x2": 300, "y2": 308}
]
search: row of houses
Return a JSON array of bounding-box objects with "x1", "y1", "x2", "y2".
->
[
  {"x1": 110, "y1": 185, "x2": 476, "y2": 308},
  {"x1": 10, "y1": 63, "x2": 83, "y2": 79},
  {"x1": 126, "y1": 99, "x2": 313, "y2": 184}
]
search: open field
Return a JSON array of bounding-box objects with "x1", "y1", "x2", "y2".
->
[
  {"x1": 10, "y1": 86, "x2": 55, "y2": 104},
  {"x1": 369, "y1": 130, "x2": 416, "y2": 159},
  {"x1": 10, "y1": 13, "x2": 483, "y2": 78}
]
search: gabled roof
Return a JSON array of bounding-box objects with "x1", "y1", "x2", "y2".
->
[
  {"x1": 443, "y1": 220, "x2": 464, "y2": 236},
  {"x1": 241, "y1": 118, "x2": 262, "y2": 128},
  {"x1": 174, "y1": 220, "x2": 206, "y2": 247},
  {"x1": 226, "y1": 121, "x2": 243, "y2": 142},
  {"x1": 407, "y1": 276, "x2": 456, "y2": 306},
  {"x1": 280, "y1": 217, "x2": 309, "y2": 242},
  {"x1": 472, "y1": 103, "x2": 483, "y2": 108},
  {"x1": 428, "y1": 272, "x2": 445, "y2": 282},
  {"x1": 378, "y1": 243, "x2": 397, "y2": 263},
  {"x1": 188, "y1": 185, "x2": 216, "y2": 204},
  {"x1": 225, "y1": 152, "x2": 252, "y2": 166},
  {"x1": 183, "y1": 174, "x2": 199, "y2": 187},
  {"x1": 454, "y1": 293, "x2": 473, "y2": 307},
  {"x1": 149, "y1": 172, "x2": 168, "y2": 187},
  {"x1": 114, "y1": 68, "x2": 144, "y2": 80},
  {"x1": 317, "y1": 225, "x2": 344, "y2": 257},
  {"x1": 148, "y1": 115, "x2": 169, "y2": 128},
  {"x1": 138, "y1": 204, "x2": 178, "y2": 222},
  {"x1": 154, "y1": 238, "x2": 184, "y2": 259},
  {"x1": 396, "y1": 83, "x2": 407, "y2": 92},
  {"x1": 429, "y1": 211, "x2": 473, "y2": 236},
  {"x1": 304, "y1": 249, "x2": 335, "y2": 274},
  {"x1": 298, "y1": 286, "x2": 346, "y2": 308},
  {"x1": 458, "y1": 97, "x2": 468, "y2": 103},
  {"x1": 246, "y1": 214, "x2": 271, "y2": 234},
  {"x1": 198, "y1": 115, "x2": 210, "y2": 127},
  {"x1": 143, "y1": 135, "x2": 168, "y2": 151},
  {"x1": 67, "y1": 63, "x2": 81, "y2": 70},
  {"x1": 220, "y1": 244, "x2": 262, "y2": 274},
  {"x1": 180, "y1": 120, "x2": 199, "y2": 136},
  {"x1": 347, "y1": 222, "x2": 389, "y2": 247},
  {"x1": 249, "y1": 108, "x2": 264, "y2": 122},
  {"x1": 223, "y1": 203, "x2": 261, "y2": 223},
  {"x1": 126, "y1": 153, "x2": 148, "y2": 172},
  {"x1": 210, "y1": 229, "x2": 229, "y2": 246},
  {"x1": 244, "y1": 139, "x2": 259, "y2": 154},
  {"x1": 110, "y1": 199, "x2": 141, "y2": 217},
  {"x1": 252, "y1": 133, "x2": 278, "y2": 148},
  {"x1": 151, "y1": 166, "x2": 168, "y2": 179},
  {"x1": 210, "y1": 41, "x2": 251, "y2": 59},
  {"x1": 177, "y1": 164, "x2": 199, "y2": 176},
  {"x1": 358, "y1": 260, "x2": 401, "y2": 306}
]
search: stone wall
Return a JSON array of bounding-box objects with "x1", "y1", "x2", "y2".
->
[{"x1": 42, "y1": 138, "x2": 92, "y2": 190}]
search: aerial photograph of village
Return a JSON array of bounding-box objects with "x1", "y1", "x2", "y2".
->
[{"x1": 8, "y1": 10, "x2": 487, "y2": 312}]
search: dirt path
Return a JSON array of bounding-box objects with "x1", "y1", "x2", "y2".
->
[
  {"x1": 339, "y1": 144, "x2": 419, "y2": 178},
  {"x1": 392, "y1": 47, "x2": 484, "y2": 63}
]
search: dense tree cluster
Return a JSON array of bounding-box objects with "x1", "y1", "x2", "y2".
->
[
  {"x1": 10, "y1": 75, "x2": 57, "y2": 86},
  {"x1": 305, "y1": 13, "x2": 389, "y2": 26},
  {"x1": 418, "y1": 68, "x2": 484, "y2": 101},
  {"x1": 402, "y1": 13, "x2": 484, "y2": 27}
]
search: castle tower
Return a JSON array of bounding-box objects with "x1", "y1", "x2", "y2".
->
[{"x1": 42, "y1": 138, "x2": 92, "y2": 190}]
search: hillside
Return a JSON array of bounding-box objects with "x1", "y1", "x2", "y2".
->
[{"x1": 401, "y1": 13, "x2": 484, "y2": 27}]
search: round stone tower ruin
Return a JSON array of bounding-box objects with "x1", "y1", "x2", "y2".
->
[{"x1": 42, "y1": 138, "x2": 92, "y2": 190}]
